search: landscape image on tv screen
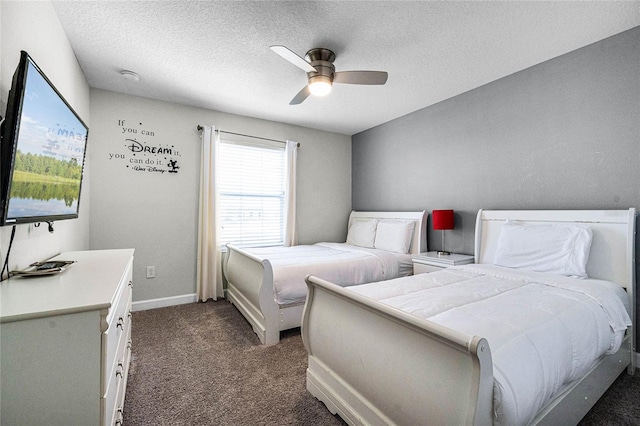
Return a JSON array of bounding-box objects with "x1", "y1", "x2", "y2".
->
[{"x1": 6, "y1": 60, "x2": 87, "y2": 223}]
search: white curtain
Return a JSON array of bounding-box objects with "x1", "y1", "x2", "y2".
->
[
  {"x1": 196, "y1": 125, "x2": 224, "y2": 301},
  {"x1": 284, "y1": 140, "x2": 298, "y2": 247}
]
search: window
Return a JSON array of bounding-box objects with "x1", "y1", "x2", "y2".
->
[{"x1": 218, "y1": 136, "x2": 286, "y2": 248}]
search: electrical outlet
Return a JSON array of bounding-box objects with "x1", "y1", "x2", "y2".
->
[{"x1": 146, "y1": 266, "x2": 155, "y2": 279}]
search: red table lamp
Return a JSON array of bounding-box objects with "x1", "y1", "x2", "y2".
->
[{"x1": 432, "y1": 209, "x2": 454, "y2": 255}]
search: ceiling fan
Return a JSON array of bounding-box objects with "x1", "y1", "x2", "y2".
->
[{"x1": 270, "y1": 45, "x2": 388, "y2": 105}]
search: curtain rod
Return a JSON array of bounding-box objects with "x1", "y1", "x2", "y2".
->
[{"x1": 197, "y1": 125, "x2": 299, "y2": 147}]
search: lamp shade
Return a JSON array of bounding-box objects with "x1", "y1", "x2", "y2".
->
[{"x1": 432, "y1": 210, "x2": 454, "y2": 231}]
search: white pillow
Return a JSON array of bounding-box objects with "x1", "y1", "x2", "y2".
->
[
  {"x1": 374, "y1": 220, "x2": 415, "y2": 254},
  {"x1": 346, "y1": 219, "x2": 378, "y2": 248},
  {"x1": 493, "y1": 220, "x2": 593, "y2": 278}
]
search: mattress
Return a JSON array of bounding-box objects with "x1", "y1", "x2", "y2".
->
[
  {"x1": 348, "y1": 264, "x2": 631, "y2": 426},
  {"x1": 243, "y1": 242, "x2": 412, "y2": 305}
]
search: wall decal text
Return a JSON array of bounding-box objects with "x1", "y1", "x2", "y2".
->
[{"x1": 108, "y1": 120, "x2": 181, "y2": 175}]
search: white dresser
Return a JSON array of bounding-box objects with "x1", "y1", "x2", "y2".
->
[{"x1": 0, "y1": 249, "x2": 134, "y2": 426}]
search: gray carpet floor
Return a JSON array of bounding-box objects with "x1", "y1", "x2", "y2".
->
[{"x1": 124, "y1": 301, "x2": 640, "y2": 425}]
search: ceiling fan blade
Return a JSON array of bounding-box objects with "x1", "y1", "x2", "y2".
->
[
  {"x1": 270, "y1": 45, "x2": 317, "y2": 73},
  {"x1": 333, "y1": 71, "x2": 388, "y2": 85},
  {"x1": 290, "y1": 85, "x2": 311, "y2": 105}
]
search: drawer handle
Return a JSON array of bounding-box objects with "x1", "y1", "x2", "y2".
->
[
  {"x1": 117, "y1": 317, "x2": 125, "y2": 330},
  {"x1": 116, "y1": 362, "x2": 124, "y2": 378},
  {"x1": 115, "y1": 408, "x2": 124, "y2": 425}
]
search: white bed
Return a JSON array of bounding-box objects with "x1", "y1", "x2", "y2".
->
[
  {"x1": 223, "y1": 210, "x2": 427, "y2": 345},
  {"x1": 302, "y1": 209, "x2": 636, "y2": 425}
]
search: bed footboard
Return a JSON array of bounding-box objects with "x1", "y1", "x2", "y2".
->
[
  {"x1": 302, "y1": 275, "x2": 494, "y2": 426},
  {"x1": 224, "y1": 244, "x2": 281, "y2": 344}
]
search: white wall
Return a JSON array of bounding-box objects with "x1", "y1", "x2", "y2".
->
[
  {"x1": 0, "y1": 1, "x2": 91, "y2": 272},
  {"x1": 89, "y1": 89, "x2": 351, "y2": 302},
  {"x1": 0, "y1": 0, "x2": 351, "y2": 301}
]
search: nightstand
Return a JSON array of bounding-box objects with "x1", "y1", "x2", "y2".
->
[{"x1": 412, "y1": 251, "x2": 475, "y2": 274}]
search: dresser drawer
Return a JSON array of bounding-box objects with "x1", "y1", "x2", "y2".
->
[
  {"x1": 104, "y1": 313, "x2": 131, "y2": 426},
  {"x1": 412, "y1": 252, "x2": 475, "y2": 275},
  {"x1": 413, "y1": 263, "x2": 443, "y2": 274},
  {"x1": 104, "y1": 281, "x2": 132, "y2": 387},
  {"x1": 104, "y1": 364, "x2": 123, "y2": 426},
  {"x1": 114, "y1": 343, "x2": 132, "y2": 425}
]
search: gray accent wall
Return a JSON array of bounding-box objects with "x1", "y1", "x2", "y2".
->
[
  {"x1": 353, "y1": 27, "x2": 639, "y2": 344},
  {"x1": 353, "y1": 26, "x2": 639, "y2": 255}
]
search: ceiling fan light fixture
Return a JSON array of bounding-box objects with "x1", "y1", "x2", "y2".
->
[
  {"x1": 308, "y1": 76, "x2": 332, "y2": 97},
  {"x1": 271, "y1": 45, "x2": 387, "y2": 104}
]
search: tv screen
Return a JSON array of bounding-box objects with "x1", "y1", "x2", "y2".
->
[{"x1": 1, "y1": 51, "x2": 88, "y2": 226}]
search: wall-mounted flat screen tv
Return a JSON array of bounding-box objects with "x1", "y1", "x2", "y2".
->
[{"x1": 1, "y1": 51, "x2": 88, "y2": 226}]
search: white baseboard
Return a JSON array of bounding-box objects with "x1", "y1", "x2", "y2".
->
[{"x1": 132, "y1": 293, "x2": 198, "y2": 312}]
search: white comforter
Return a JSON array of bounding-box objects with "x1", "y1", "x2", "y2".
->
[
  {"x1": 348, "y1": 264, "x2": 631, "y2": 426},
  {"x1": 244, "y1": 242, "x2": 412, "y2": 305}
]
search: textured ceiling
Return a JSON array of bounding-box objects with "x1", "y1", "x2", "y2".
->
[{"x1": 51, "y1": 1, "x2": 640, "y2": 136}]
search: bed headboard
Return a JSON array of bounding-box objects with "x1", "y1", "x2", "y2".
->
[
  {"x1": 474, "y1": 209, "x2": 636, "y2": 290},
  {"x1": 348, "y1": 211, "x2": 428, "y2": 255}
]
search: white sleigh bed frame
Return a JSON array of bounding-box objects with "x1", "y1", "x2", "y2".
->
[
  {"x1": 302, "y1": 209, "x2": 636, "y2": 426},
  {"x1": 223, "y1": 211, "x2": 427, "y2": 345}
]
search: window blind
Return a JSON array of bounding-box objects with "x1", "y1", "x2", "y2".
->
[{"x1": 218, "y1": 139, "x2": 286, "y2": 248}]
